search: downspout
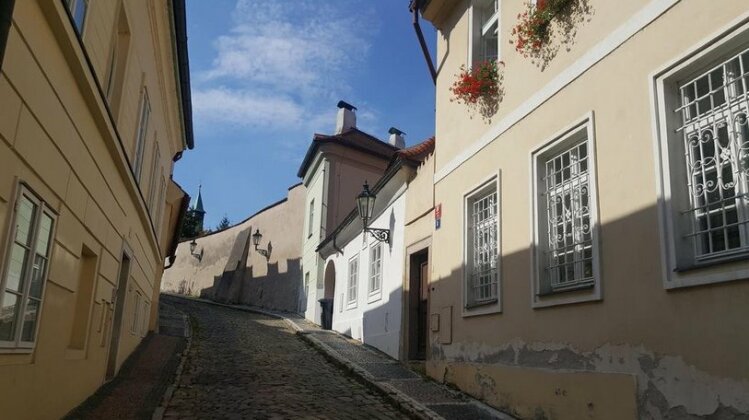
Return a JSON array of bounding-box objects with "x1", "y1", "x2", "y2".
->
[
  {"x1": 410, "y1": 0, "x2": 437, "y2": 85},
  {"x1": 0, "y1": 0, "x2": 15, "y2": 71}
]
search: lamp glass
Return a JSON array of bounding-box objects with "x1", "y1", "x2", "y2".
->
[
  {"x1": 252, "y1": 229, "x2": 262, "y2": 247},
  {"x1": 190, "y1": 239, "x2": 197, "y2": 253},
  {"x1": 356, "y1": 182, "x2": 376, "y2": 222}
]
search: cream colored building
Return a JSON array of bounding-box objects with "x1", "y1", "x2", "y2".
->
[
  {"x1": 0, "y1": 0, "x2": 192, "y2": 418},
  {"x1": 419, "y1": 0, "x2": 749, "y2": 418}
]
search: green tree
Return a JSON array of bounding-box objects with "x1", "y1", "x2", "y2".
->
[
  {"x1": 216, "y1": 215, "x2": 231, "y2": 231},
  {"x1": 180, "y1": 208, "x2": 201, "y2": 239}
]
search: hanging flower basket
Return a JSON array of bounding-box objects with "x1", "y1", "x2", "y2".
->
[
  {"x1": 450, "y1": 60, "x2": 504, "y2": 119},
  {"x1": 511, "y1": 0, "x2": 575, "y2": 57}
]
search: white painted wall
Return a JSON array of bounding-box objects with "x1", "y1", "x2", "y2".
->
[{"x1": 327, "y1": 193, "x2": 406, "y2": 360}]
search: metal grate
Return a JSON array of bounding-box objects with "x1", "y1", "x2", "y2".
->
[
  {"x1": 543, "y1": 141, "x2": 594, "y2": 290},
  {"x1": 676, "y1": 47, "x2": 749, "y2": 258},
  {"x1": 470, "y1": 189, "x2": 498, "y2": 303}
]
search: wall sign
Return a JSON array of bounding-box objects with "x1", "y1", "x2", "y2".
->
[{"x1": 435, "y1": 203, "x2": 442, "y2": 229}]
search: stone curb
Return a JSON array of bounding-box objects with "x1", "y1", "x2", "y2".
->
[
  {"x1": 160, "y1": 293, "x2": 442, "y2": 419},
  {"x1": 298, "y1": 332, "x2": 443, "y2": 420},
  {"x1": 152, "y1": 306, "x2": 193, "y2": 420}
]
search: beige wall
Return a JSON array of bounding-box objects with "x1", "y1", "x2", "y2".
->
[
  {"x1": 162, "y1": 184, "x2": 305, "y2": 312},
  {"x1": 427, "y1": 1, "x2": 749, "y2": 418},
  {"x1": 0, "y1": 1, "x2": 188, "y2": 418}
]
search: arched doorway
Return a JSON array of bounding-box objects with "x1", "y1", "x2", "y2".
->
[{"x1": 320, "y1": 260, "x2": 336, "y2": 330}]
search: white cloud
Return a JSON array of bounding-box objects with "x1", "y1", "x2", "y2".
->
[
  {"x1": 193, "y1": 0, "x2": 378, "y2": 134},
  {"x1": 192, "y1": 87, "x2": 304, "y2": 128}
]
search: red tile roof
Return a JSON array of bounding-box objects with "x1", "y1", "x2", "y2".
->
[{"x1": 394, "y1": 136, "x2": 435, "y2": 165}]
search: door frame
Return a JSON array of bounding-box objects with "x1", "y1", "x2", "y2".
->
[
  {"x1": 106, "y1": 242, "x2": 132, "y2": 380},
  {"x1": 402, "y1": 236, "x2": 431, "y2": 361}
]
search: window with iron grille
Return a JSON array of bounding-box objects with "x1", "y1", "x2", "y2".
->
[
  {"x1": 541, "y1": 141, "x2": 594, "y2": 291},
  {"x1": 676, "y1": 47, "x2": 749, "y2": 259},
  {"x1": 368, "y1": 243, "x2": 382, "y2": 295},
  {"x1": 654, "y1": 34, "x2": 749, "y2": 288},
  {"x1": 347, "y1": 256, "x2": 358, "y2": 306},
  {"x1": 532, "y1": 119, "x2": 600, "y2": 305},
  {"x1": 465, "y1": 181, "x2": 498, "y2": 308}
]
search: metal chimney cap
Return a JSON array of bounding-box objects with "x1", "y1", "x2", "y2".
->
[
  {"x1": 337, "y1": 100, "x2": 357, "y2": 111},
  {"x1": 388, "y1": 127, "x2": 406, "y2": 135}
]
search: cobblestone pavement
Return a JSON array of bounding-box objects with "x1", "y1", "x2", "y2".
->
[{"x1": 162, "y1": 296, "x2": 409, "y2": 419}]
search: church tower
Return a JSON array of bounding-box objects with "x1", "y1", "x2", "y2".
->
[{"x1": 193, "y1": 185, "x2": 206, "y2": 233}]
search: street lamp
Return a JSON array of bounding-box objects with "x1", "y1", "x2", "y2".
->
[
  {"x1": 252, "y1": 228, "x2": 272, "y2": 261},
  {"x1": 356, "y1": 181, "x2": 390, "y2": 243},
  {"x1": 189, "y1": 238, "x2": 203, "y2": 262}
]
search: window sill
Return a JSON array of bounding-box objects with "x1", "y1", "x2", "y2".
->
[
  {"x1": 0, "y1": 346, "x2": 34, "y2": 355},
  {"x1": 465, "y1": 299, "x2": 498, "y2": 310},
  {"x1": 536, "y1": 281, "x2": 594, "y2": 297},
  {"x1": 674, "y1": 252, "x2": 749, "y2": 273},
  {"x1": 367, "y1": 291, "x2": 382, "y2": 304}
]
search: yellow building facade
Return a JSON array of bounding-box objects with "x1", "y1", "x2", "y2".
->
[
  {"x1": 420, "y1": 0, "x2": 749, "y2": 418},
  {"x1": 0, "y1": 0, "x2": 192, "y2": 418}
]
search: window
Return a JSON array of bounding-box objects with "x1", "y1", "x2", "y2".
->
[
  {"x1": 464, "y1": 179, "x2": 499, "y2": 310},
  {"x1": 347, "y1": 256, "x2": 359, "y2": 306},
  {"x1": 105, "y1": 4, "x2": 131, "y2": 115},
  {"x1": 65, "y1": 0, "x2": 88, "y2": 35},
  {"x1": 133, "y1": 88, "x2": 150, "y2": 181},
  {"x1": 654, "y1": 30, "x2": 749, "y2": 288},
  {"x1": 155, "y1": 178, "x2": 166, "y2": 235},
  {"x1": 308, "y1": 199, "x2": 315, "y2": 238},
  {"x1": 532, "y1": 118, "x2": 600, "y2": 307},
  {"x1": 0, "y1": 185, "x2": 56, "y2": 348},
  {"x1": 368, "y1": 243, "x2": 383, "y2": 295},
  {"x1": 470, "y1": 0, "x2": 499, "y2": 64},
  {"x1": 148, "y1": 144, "x2": 161, "y2": 212},
  {"x1": 304, "y1": 272, "x2": 310, "y2": 297}
]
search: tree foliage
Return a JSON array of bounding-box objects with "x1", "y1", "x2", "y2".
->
[
  {"x1": 180, "y1": 208, "x2": 202, "y2": 239},
  {"x1": 216, "y1": 215, "x2": 231, "y2": 231}
]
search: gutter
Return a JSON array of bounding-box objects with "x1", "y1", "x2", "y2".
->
[
  {"x1": 0, "y1": 0, "x2": 15, "y2": 71},
  {"x1": 410, "y1": 0, "x2": 437, "y2": 85},
  {"x1": 164, "y1": 192, "x2": 191, "y2": 269},
  {"x1": 171, "y1": 0, "x2": 194, "y2": 150}
]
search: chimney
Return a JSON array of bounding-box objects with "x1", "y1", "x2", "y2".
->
[
  {"x1": 388, "y1": 127, "x2": 405, "y2": 149},
  {"x1": 335, "y1": 101, "x2": 357, "y2": 134}
]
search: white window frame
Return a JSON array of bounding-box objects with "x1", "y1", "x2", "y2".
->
[
  {"x1": 65, "y1": 0, "x2": 89, "y2": 36},
  {"x1": 652, "y1": 20, "x2": 749, "y2": 289},
  {"x1": 148, "y1": 143, "x2": 161, "y2": 211},
  {"x1": 367, "y1": 242, "x2": 383, "y2": 299},
  {"x1": 530, "y1": 114, "x2": 601, "y2": 308},
  {"x1": 0, "y1": 183, "x2": 57, "y2": 351},
  {"x1": 462, "y1": 173, "x2": 501, "y2": 317},
  {"x1": 347, "y1": 255, "x2": 359, "y2": 308},
  {"x1": 141, "y1": 301, "x2": 149, "y2": 337},
  {"x1": 308, "y1": 199, "x2": 315, "y2": 238},
  {"x1": 468, "y1": 0, "x2": 500, "y2": 65},
  {"x1": 133, "y1": 88, "x2": 150, "y2": 181}
]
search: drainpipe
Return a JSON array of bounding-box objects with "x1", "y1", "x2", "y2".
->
[
  {"x1": 0, "y1": 0, "x2": 15, "y2": 71},
  {"x1": 410, "y1": 0, "x2": 437, "y2": 85}
]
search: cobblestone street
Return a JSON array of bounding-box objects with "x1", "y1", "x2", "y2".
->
[{"x1": 163, "y1": 297, "x2": 409, "y2": 419}]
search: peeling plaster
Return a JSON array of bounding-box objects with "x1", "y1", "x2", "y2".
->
[{"x1": 431, "y1": 340, "x2": 749, "y2": 418}]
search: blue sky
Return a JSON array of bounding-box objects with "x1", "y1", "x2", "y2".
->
[{"x1": 175, "y1": 0, "x2": 437, "y2": 229}]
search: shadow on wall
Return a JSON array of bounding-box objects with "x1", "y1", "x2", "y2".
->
[
  {"x1": 198, "y1": 226, "x2": 304, "y2": 313},
  {"x1": 420, "y1": 203, "x2": 749, "y2": 419}
]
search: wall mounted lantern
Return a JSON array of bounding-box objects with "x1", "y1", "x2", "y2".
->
[
  {"x1": 252, "y1": 228, "x2": 272, "y2": 261},
  {"x1": 356, "y1": 181, "x2": 390, "y2": 243},
  {"x1": 189, "y1": 238, "x2": 203, "y2": 262}
]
